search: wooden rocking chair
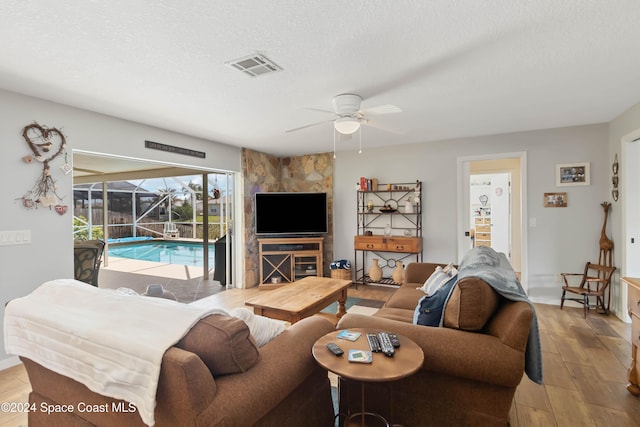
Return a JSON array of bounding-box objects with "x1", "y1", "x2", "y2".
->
[{"x1": 560, "y1": 262, "x2": 616, "y2": 318}]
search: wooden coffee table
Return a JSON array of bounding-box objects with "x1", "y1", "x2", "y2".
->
[
  {"x1": 313, "y1": 329, "x2": 424, "y2": 426},
  {"x1": 245, "y1": 276, "x2": 352, "y2": 323}
]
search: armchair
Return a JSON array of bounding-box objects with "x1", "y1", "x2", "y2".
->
[{"x1": 560, "y1": 262, "x2": 616, "y2": 318}]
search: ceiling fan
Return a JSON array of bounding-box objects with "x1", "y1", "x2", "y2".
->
[{"x1": 285, "y1": 94, "x2": 402, "y2": 136}]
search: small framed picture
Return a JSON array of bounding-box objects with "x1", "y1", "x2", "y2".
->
[
  {"x1": 544, "y1": 192, "x2": 567, "y2": 207},
  {"x1": 556, "y1": 162, "x2": 590, "y2": 186}
]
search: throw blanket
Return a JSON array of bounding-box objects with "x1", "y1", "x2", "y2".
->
[
  {"x1": 451, "y1": 247, "x2": 543, "y2": 384},
  {"x1": 4, "y1": 279, "x2": 226, "y2": 426}
]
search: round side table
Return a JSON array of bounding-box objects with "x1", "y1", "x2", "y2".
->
[{"x1": 312, "y1": 328, "x2": 424, "y2": 427}]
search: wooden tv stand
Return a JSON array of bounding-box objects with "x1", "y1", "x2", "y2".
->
[{"x1": 258, "y1": 237, "x2": 323, "y2": 289}]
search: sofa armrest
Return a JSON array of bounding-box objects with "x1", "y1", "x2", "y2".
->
[
  {"x1": 206, "y1": 315, "x2": 335, "y2": 425},
  {"x1": 485, "y1": 301, "x2": 533, "y2": 352},
  {"x1": 337, "y1": 313, "x2": 525, "y2": 387},
  {"x1": 155, "y1": 347, "x2": 218, "y2": 426}
]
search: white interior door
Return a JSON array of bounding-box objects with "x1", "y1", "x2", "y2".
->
[{"x1": 490, "y1": 173, "x2": 511, "y2": 258}]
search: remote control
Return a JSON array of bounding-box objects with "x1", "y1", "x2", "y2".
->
[
  {"x1": 377, "y1": 332, "x2": 395, "y2": 357},
  {"x1": 366, "y1": 333, "x2": 381, "y2": 352},
  {"x1": 326, "y1": 342, "x2": 344, "y2": 356},
  {"x1": 388, "y1": 333, "x2": 401, "y2": 348}
]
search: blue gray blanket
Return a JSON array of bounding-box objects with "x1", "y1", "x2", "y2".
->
[{"x1": 450, "y1": 247, "x2": 543, "y2": 384}]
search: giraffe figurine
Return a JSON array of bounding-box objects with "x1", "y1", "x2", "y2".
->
[
  {"x1": 599, "y1": 202, "x2": 613, "y2": 268},
  {"x1": 597, "y1": 202, "x2": 614, "y2": 314}
]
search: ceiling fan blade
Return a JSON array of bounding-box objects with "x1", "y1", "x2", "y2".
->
[
  {"x1": 362, "y1": 120, "x2": 404, "y2": 135},
  {"x1": 285, "y1": 119, "x2": 334, "y2": 133},
  {"x1": 360, "y1": 104, "x2": 402, "y2": 115},
  {"x1": 304, "y1": 107, "x2": 336, "y2": 115}
]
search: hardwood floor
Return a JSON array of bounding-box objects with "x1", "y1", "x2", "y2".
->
[{"x1": 1, "y1": 285, "x2": 638, "y2": 426}]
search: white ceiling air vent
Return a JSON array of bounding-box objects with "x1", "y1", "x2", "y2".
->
[{"x1": 226, "y1": 54, "x2": 282, "y2": 77}]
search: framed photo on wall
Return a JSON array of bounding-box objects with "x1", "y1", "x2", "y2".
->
[
  {"x1": 556, "y1": 162, "x2": 590, "y2": 186},
  {"x1": 544, "y1": 192, "x2": 567, "y2": 207}
]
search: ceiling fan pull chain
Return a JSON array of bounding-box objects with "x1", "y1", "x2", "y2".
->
[
  {"x1": 358, "y1": 127, "x2": 362, "y2": 154},
  {"x1": 333, "y1": 128, "x2": 337, "y2": 159}
]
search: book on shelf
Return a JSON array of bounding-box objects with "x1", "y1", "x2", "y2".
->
[{"x1": 358, "y1": 177, "x2": 378, "y2": 191}]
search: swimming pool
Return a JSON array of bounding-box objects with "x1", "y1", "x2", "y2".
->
[{"x1": 108, "y1": 241, "x2": 215, "y2": 267}]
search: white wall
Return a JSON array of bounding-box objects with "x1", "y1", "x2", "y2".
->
[
  {"x1": 0, "y1": 89, "x2": 241, "y2": 366},
  {"x1": 334, "y1": 123, "x2": 609, "y2": 305}
]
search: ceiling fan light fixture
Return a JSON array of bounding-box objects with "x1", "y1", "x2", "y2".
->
[{"x1": 334, "y1": 117, "x2": 360, "y2": 134}]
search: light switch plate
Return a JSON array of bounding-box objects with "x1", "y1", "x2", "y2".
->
[{"x1": 0, "y1": 230, "x2": 31, "y2": 246}]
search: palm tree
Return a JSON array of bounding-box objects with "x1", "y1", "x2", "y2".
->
[{"x1": 186, "y1": 182, "x2": 204, "y2": 200}]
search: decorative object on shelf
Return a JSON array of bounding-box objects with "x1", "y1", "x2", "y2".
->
[
  {"x1": 479, "y1": 194, "x2": 488, "y2": 206},
  {"x1": 367, "y1": 200, "x2": 374, "y2": 212},
  {"x1": 405, "y1": 197, "x2": 414, "y2": 213},
  {"x1": 612, "y1": 154, "x2": 619, "y2": 202},
  {"x1": 19, "y1": 122, "x2": 68, "y2": 214},
  {"x1": 392, "y1": 261, "x2": 404, "y2": 283},
  {"x1": 368, "y1": 259, "x2": 383, "y2": 282},
  {"x1": 544, "y1": 192, "x2": 567, "y2": 207},
  {"x1": 404, "y1": 229, "x2": 413, "y2": 237},
  {"x1": 556, "y1": 162, "x2": 590, "y2": 186},
  {"x1": 380, "y1": 204, "x2": 397, "y2": 213},
  {"x1": 384, "y1": 224, "x2": 391, "y2": 237}
]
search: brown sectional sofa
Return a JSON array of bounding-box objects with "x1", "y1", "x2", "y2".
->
[
  {"x1": 21, "y1": 313, "x2": 335, "y2": 427},
  {"x1": 337, "y1": 262, "x2": 534, "y2": 426}
]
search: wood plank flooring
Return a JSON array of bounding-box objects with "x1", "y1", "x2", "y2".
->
[{"x1": 1, "y1": 284, "x2": 638, "y2": 426}]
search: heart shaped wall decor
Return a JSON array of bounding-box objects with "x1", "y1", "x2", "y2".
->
[{"x1": 54, "y1": 205, "x2": 68, "y2": 215}]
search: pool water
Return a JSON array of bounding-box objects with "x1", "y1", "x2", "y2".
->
[{"x1": 109, "y1": 241, "x2": 215, "y2": 267}]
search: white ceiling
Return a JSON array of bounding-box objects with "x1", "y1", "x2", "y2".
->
[{"x1": 2, "y1": 1, "x2": 640, "y2": 158}]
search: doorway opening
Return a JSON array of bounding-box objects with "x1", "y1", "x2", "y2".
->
[
  {"x1": 72, "y1": 151, "x2": 238, "y2": 302},
  {"x1": 457, "y1": 152, "x2": 528, "y2": 291}
]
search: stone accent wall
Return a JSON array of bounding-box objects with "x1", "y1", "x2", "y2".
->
[{"x1": 241, "y1": 148, "x2": 333, "y2": 288}]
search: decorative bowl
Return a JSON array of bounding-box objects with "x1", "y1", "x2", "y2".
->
[{"x1": 379, "y1": 207, "x2": 397, "y2": 213}]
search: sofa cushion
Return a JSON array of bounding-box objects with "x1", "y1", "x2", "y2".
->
[
  {"x1": 443, "y1": 278, "x2": 501, "y2": 331},
  {"x1": 385, "y1": 285, "x2": 427, "y2": 311},
  {"x1": 413, "y1": 275, "x2": 457, "y2": 326},
  {"x1": 229, "y1": 307, "x2": 286, "y2": 347},
  {"x1": 417, "y1": 265, "x2": 456, "y2": 295},
  {"x1": 176, "y1": 314, "x2": 260, "y2": 376}
]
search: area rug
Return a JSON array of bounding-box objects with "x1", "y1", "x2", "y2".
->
[{"x1": 321, "y1": 297, "x2": 384, "y2": 316}]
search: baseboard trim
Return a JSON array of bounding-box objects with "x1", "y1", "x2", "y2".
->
[{"x1": 0, "y1": 355, "x2": 20, "y2": 371}]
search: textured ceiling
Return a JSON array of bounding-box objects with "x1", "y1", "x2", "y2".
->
[{"x1": 2, "y1": 1, "x2": 640, "y2": 157}]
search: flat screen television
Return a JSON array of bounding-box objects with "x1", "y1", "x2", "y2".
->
[{"x1": 255, "y1": 192, "x2": 328, "y2": 235}]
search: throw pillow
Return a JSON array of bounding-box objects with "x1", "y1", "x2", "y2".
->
[
  {"x1": 229, "y1": 307, "x2": 286, "y2": 347},
  {"x1": 443, "y1": 278, "x2": 501, "y2": 331},
  {"x1": 417, "y1": 266, "x2": 453, "y2": 295},
  {"x1": 443, "y1": 263, "x2": 459, "y2": 276},
  {"x1": 176, "y1": 314, "x2": 260, "y2": 376},
  {"x1": 413, "y1": 274, "x2": 458, "y2": 326}
]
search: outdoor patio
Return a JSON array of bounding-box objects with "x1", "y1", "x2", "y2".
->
[{"x1": 97, "y1": 257, "x2": 225, "y2": 303}]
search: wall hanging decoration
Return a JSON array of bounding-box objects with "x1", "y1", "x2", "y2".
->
[
  {"x1": 556, "y1": 162, "x2": 590, "y2": 186},
  {"x1": 19, "y1": 122, "x2": 68, "y2": 214},
  {"x1": 544, "y1": 192, "x2": 567, "y2": 207},
  {"x1": 611, "y1": 154, "x2": 619, "y2": 201}
]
